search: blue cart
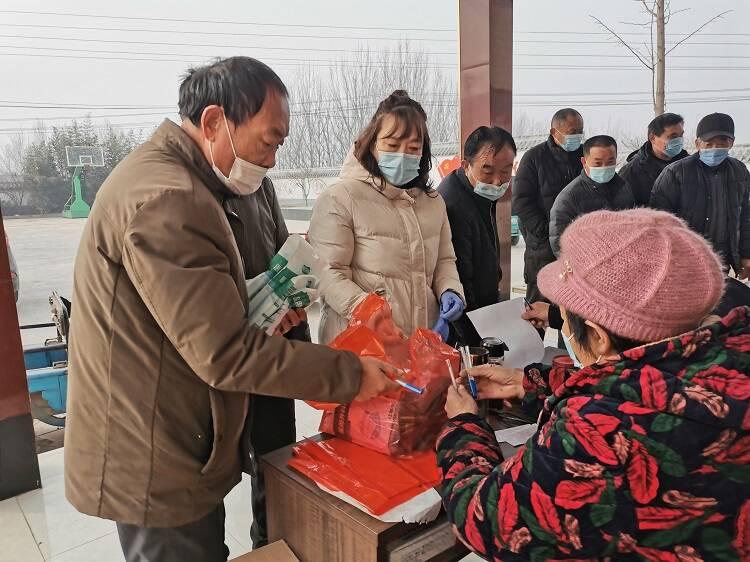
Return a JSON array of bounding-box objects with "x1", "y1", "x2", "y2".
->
[{"x1": 22, "y1": 292, "x2": 69, "y2": 427}]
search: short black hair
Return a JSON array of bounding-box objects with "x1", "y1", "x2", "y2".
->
[
  {"x1": 551, "y1": 108, "x2": 583, "y2": 127},
  {"x1": 178, "y1": 56, "x2": 288, "y2": 127},
  {"x1": 464, "y1": 126, "x2": 517, "y2": 161},
  {"x1": 566, "y1": 311, "x2": 645, "y2": 355},
  {"x1": 583, "y1": 135, "x2": 617, "y2": 156},
  {"x1": 648, "y1": 112, "x2": 684, "y2": 138}
]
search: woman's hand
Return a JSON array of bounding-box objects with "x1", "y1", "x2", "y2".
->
[
  {"x1": 464, "y1": 365, "x2": 525, "y2": 401},
  {"x1": 445, "y1": 382, "x2": 479, "y2": 418}
]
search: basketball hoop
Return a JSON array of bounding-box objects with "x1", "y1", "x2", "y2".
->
[{"x1": 63, "y1": 146, "x2": 104, "y2": 219}]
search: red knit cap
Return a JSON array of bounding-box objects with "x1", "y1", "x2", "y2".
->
[{"x1": 537, "y1": 208, "x2": 725, "y2": 342}]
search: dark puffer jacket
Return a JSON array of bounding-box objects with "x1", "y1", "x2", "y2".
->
[
  {"x1": 437, "y1": 307, "x2": 750, "y2": 562},
  {"x1": 549, "y1": 170, "x2": 635, "y2": 256},
  {"x1": 650, "y1": 153, "x2": 750, "y2": 273},
  {"x1": 224, "y1": 178, "x2": 310, "y2": 479},
  {"x1": 438, "y1": 168, "x2": 501, "y2": 312},
  {"x1": 619, "y1": 141, "x2": 689, "y2": 206},
  {"x1": 512, "y1": 137, "x2": 583, "y2": 287}
]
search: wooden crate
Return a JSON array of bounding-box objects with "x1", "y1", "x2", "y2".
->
[{"x1": 262, "y1": 438, "x2": 468, "y2": 562}]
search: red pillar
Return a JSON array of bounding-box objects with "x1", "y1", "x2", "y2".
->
[
  {"x1": 0, "y1": 211, "x2": 41, "y2": 499},
  {"x1": 459, "y1": 0, "x2": 513, "y2": 300}
]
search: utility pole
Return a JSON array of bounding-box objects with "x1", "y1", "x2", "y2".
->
[{"x1": 655, "y1": 0, "x2": 666, "y2": 116}]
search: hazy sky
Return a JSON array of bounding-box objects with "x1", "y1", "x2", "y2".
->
[{"x1": 1, "y1": 0, "x2": 748, "y2": 147}]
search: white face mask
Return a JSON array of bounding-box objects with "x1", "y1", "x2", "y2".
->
[{"x1": 209, "y1": 113, "x2": 267, "y2": 196}]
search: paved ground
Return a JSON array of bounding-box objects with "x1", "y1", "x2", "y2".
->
[
  {"x1": 6, "y1": 214, "x2": 530, "y2": 451},
  {"x1": 7, "y1": 215, "x2": 528, "y2": 345}
]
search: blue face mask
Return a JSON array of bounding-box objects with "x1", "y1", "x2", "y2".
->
[
  {"x1": 561, "y1": 332, "x2": 582, "y2": 368},
  {"x1": 663, "y1": 137, "x2": 684, "y2": 158},
  {"x1": 475, "y1": 181, "x2": 510, "y2": 201},
  {"x1": 560, "y1": 133, "x2": 584, "y2": 152},
  {"x1": 587, "y1": 165, "x2": 616, "y2": 184},
  {"x1": 699, "y1": 148, "x2": 730, "y2": 167},
  {"x1": 377, "y1": 152, "x2": 421, "y2": 187}
]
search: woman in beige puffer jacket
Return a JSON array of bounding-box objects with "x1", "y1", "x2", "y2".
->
[{"x1": 308, "y1": 91, "x2": 465, "y2": 344}]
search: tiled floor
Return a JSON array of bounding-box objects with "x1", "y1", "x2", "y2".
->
[
  {"x1": 1, "y1": 402, "x2": 484, "y2": 562},
  {"x1": 0, "y1": 462, "x2": 252, "y2": 562}
]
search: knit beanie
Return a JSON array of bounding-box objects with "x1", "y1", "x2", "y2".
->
[{"x1": 537, "y1": 208, "x2": 725, "y2": 342}]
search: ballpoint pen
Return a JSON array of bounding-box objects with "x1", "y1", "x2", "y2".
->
[
  {"x1": 392, "y1": 368, "x2": 425, "y2": 395},
  {"x1": 445, "y1": 359, "x2": 459, "y2": 391},
  {"x1": 461, "y1": 346, "x2": 478, "y2": 399},
  {"x1": 394, "y1": 378, "x2": 425, "y2": 395}
]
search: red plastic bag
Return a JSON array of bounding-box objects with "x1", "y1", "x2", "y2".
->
[
  {"x1": 310, "y1": 294, "x2": 460, "y2": 456},
  {"x1": 288, "y1": 437, "x2": 440, "y2": 516}
]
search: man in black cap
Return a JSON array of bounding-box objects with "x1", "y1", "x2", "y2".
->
[
  {"x1": 620, "y1": 112, "x2": 689, "y2": 206},
  {"x1": 651, "y1": 112, "x2": 750, "y2": 279}
]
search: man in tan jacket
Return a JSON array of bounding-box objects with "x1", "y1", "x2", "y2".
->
[{"x1": 64, "y1": 56, "x2": 397, "y2": 562}]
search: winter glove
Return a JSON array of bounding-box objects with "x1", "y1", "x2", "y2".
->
[
  {"x1": 439, "y1": 291, "x2": 464, "y2": 323},
  {"x1": 432, "y1": 317, "x2": 450, "y2": 342}
]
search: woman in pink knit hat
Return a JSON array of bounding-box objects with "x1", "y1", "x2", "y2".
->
[{"x1": 436, "y1": 208, "x2": 750, "y2": 561}]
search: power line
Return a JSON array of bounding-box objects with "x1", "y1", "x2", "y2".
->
[
  {"x1": 3, "y1": 87, "x2": 750, "y2": 112},
  {"x1": 4, "y1": 51, "x2": 750, "y2": 70},
  {"x1": 0, "y1": 43, "x2": 455, "y2": 64},
  {"x1": 1, "y1": 21, "x2": 747, "y2": 44},
  {"x1": 0, "y1": 22, "x2": 458, "y2": 42},
  {"x1": 0, "y1": 99, "x2": 459, "y2": 124},
  {"x1": 1, "y1": 10, "x2": 744, "y2": 38},
  {"x1": 4, "y1": 94, "x2": 750, "y2": 126},
  {"x1": 0, "y1": 9, "x2": 456, "y2": 33},
  {"x1": 2, "y1": 33, "x2": 749, "y2": 58},
  {"x1": 514, "y1": 39, "x2": 750, "y2": 46},
  {"x1": 0, "y1": 51, "x2": 457, "y2": 68},
  {"x1": 515, "y1": 30, "x2": 749, "y2": 37},
  {"x1": 0, "y1": 33, "x2": 458, "y2": 55}
]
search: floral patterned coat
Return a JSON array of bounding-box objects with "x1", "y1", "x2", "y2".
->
[{"x1": 436, "y1": 307, "x2": 750, "y2": 562}]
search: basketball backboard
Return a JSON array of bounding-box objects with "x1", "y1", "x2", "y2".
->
[{"x1": 65, "y1": 146, "x2": 104, "y2": 168}]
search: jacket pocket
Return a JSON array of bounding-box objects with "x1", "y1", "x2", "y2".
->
[{"x1": 200, "y1": 389, "x2": 228, "y2": 476}]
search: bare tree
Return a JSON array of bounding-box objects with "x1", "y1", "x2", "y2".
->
[
  {"x1": 592, "y1": 1, "x2": 729, "y2": 116},
  {"x1": 0, "y1": 133, "x2": 33, "y2": 208},
  {"x1": 277, "y1": 66, "x2": 336, "y2": 204},
  {"x1": 279, "y1": 40, "x2": 459, "y2": 189}
]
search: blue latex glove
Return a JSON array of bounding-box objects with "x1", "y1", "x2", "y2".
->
[
  {"x1": 432, "y1": 317, "x2": 450, "y2": 342},
  {"x1": 439, "y1": 291, "x2": 464, "y2": 323}
]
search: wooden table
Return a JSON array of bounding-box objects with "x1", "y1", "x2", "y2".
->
[{"x1": 262, "y1": 436, "x2": 469, "y2": 562}]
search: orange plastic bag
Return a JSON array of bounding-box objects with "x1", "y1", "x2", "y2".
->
[
  {"x1": 288, "y1": 437, "x2": 441, "y2": 516},
  {"x1": 309, "y1": 294, "x2": 460, "y2": 456}
]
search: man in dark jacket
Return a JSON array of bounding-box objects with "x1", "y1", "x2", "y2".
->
[
  {"x1": 224, "y1": 178, "x2": 308, "y2": 549},
  {"x1": 513, "y1": 108, "x2": 584, "y2": 302},
  {"x1": 619, "y1": 112, "x2": 689, "y2": 205},
  {"x1": 438, "y1": 126, "x2": 516, "y2": 315},
  {"x1": 651, "y1": 112, "x2": 750, "y2": 278},
  {"x1": 549, "y1": 135, "x2": 635, "y2": 256}
]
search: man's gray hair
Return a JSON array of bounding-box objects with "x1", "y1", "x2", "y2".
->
[{"x1": 178, "y1": 56, "x2": 288, "y2": 126}]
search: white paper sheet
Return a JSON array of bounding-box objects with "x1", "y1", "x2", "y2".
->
[
  {"x1": 467, "y1": 298, "x2": 545, "y2": 368},
  {"x1": 316, "y1": 483, "x2": 442, "y2": 523},
  {"x1": 495, "y1": 423, "x2": 538, "y2": 446}
]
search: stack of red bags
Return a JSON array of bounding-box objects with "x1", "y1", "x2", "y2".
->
[
  {"x1": 308, "y1": 294, "x2": 460, "y2": 456},
  {"x1": 288, "y1": 438, "x2": 441, "y2": 516}
]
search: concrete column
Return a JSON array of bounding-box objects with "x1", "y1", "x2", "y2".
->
[
  {"x1": 459, "y1": 0, "x2": 513, "y2": 300},
  {"x1": 0, "y1": 211, "x2": 41, "y2": 499}
]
